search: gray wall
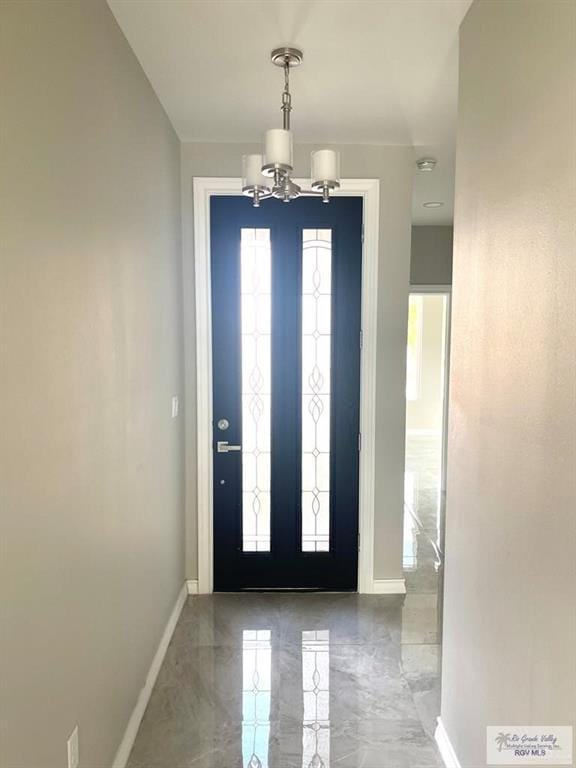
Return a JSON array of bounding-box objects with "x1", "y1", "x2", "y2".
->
[
  {"x1": 441, "y1": 1, "x2": 576, "y2": 764},
  {"x1": 410, "y1": 225, "x2": 453, "y2": 285},
  {"x1": 181, "y1": 142, "x2": 413, "y2": 582},
  {"x1": 0, "y1": 2, "x2": 184, "y2": 766}
]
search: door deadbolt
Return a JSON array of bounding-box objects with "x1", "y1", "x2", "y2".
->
[{"x1": 217, "y1": 418, "x2": 230, "y2": 431}]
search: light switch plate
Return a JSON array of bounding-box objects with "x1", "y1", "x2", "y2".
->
[
  {"x1": 171, "y1": 396, "x2": 179, "y2": 419},
  {"x1": 67, "y1": 725, "x2": 79, "y2": 768}
]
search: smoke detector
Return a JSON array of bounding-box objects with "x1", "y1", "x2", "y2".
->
[{"x1": 416, "y1": 157, "x2": 437, "y2": 172}]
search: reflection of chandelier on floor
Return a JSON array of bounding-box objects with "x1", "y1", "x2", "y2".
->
[{"x1": 242, "y1": 47, "x2": 340, "y2": 207}]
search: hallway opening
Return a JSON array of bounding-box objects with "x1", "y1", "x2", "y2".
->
[{"x1": 402, "y1": 289, "x2": 450, "y2": 741}]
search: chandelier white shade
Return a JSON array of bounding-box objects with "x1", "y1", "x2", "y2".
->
[
  {"x1": 241, "y1": 47, "x2": 341, "y2": 206},
  {"x1": 311, "y1": 149, "x2": 340, "y2": 187},
  {"x1": 264, "y1": 129, "x2": 293, "y2": 169},
  {"x1": 242, "y1": 154, "x2": 267, "y2": 187}
]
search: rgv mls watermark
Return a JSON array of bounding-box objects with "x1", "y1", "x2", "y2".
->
[{"x1": 487, "y1": 726, "x2": 573, "y2": 765}]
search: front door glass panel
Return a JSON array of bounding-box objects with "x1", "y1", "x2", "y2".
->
[
  {"x1": 301, "y1": 229, "x2": 332, "y2": 552},
  {"x1": 241, "y1": 228, "x2": 272, "y2": 552}
]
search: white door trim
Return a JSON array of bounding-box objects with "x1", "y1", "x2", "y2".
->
[{"x1": 192, "y1": 177, "x2": 380, "y2": 594}]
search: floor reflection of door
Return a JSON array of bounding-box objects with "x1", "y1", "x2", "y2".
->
[
  {"x1": 126, "y1": 595, "x2": 443, "y2": 767},
  {"x1": 241, "y1": 628, "x2": 331, "y2": 768},
  {"x1": 302, "y1": 630, "x2": 330, "y2": 768},
  {"x1": 242, "y1": 630, "x2": 272, "y2": 768},
  {"x1": 211, "y1": 196, "x2": 362, "y2": 590}
]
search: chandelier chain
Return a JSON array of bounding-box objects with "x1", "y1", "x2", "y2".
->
[{"x1": 282, "y1": 59, "x2": 292, "y2": 131}]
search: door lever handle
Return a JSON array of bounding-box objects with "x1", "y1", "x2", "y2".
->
[{"x1": 216, "y1": 441, "x2": 242, "y2": 453}]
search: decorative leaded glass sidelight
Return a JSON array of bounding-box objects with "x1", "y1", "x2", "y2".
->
[
  {"x1": 301, "y1": 229, "x2": 332, "y2": 552},
  {"x1": 241, "y1": 229, "x2": 271, "y2": 552}
]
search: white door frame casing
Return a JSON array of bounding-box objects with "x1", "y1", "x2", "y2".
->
[{"x1": 193, "y1": 177, "x2": 380, "y2": 594}]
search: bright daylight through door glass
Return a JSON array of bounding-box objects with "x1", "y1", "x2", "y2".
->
[
  {"x1": 301, "y1": 229, "x2": 332, "y2": 552},
  {"x1": 241, "y1": 229, "x2": 271, "y2": 552},
  {"x1": 406, "y1": 294, "x2": 423, "y2": 401}
]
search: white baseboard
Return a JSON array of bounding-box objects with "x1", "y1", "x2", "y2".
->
[
  {"x1": 112, "y1": 583, "x2": 187, "y2": 768},
  {"x1": 435, "y1": 717, "x2": 462, "y2": 768},
  {"x1": 372, "y1": 578, "x2": 407, "y2": 594},
  {"x1": 186, "y1": 579, "x2": 199, "y2": 595}
]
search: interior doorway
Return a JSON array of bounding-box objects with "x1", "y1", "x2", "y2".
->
[{"x1": 403, "y1": 289, "x2": 450, "y2": 568}]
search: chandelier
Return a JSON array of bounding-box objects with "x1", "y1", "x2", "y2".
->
[{"x1": 242, "y1": 47, "x2": 340, "y2": 207}]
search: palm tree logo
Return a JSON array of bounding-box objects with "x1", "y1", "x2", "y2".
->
[{"x1": 495, "y1": 733, "x2": 511, "y2": 752}]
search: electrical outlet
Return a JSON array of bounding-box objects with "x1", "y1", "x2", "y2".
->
[
  {"x1": 67, "y1": 725, "x2": 79, "y2": 768},
  {"x1": 171, "y1": 395, "x2": 179, "y2": 419}
]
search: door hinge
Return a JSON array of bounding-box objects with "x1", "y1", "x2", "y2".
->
[
  {"x1": 358, "y1": 432, "x2": 362, "y2": 452},
  {"x1": 358, "y1": 533, "x2": 361, "y2": 551},
  {"x1": 361, "y1": 226, "x2": 365, "y2": 243},
  {"x1": 359, "y1": 329, "x2": 363, "y2": 349}
]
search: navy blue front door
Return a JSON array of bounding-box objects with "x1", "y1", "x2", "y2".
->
[{"x1": 211, "y1": 195, "x2": 362, "y2": 590}]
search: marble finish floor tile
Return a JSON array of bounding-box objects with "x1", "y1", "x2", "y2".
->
[
  {"x1": 127, "y1": 435, "x2": 445, "y2": 767},
  {"x1": 127, "y1": 592, "x2": 443, "y2": 768},
  {"x1": 401, "y1": 433, "x2": 445, "y2": 744},
  {"x1": 276, "y1": 720, "x2": 444, "y2": 768}
]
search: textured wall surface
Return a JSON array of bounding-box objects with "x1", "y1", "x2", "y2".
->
[
  {"x1": 0, "y1": 2, "x2": 184, "y2": 765},
  {"x1": 181, "y1": 142, "x2": 413, "y2": 582},
  {"x1": 410, "y1": 225, "x2": 453, "y2": 285},
  {"x1": 441, "y1": 1, "x2": 576, "y2": 764}
]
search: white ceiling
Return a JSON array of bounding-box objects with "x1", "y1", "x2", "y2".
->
[{"x1": 108, "y1": 0, "x2": 471, "y2": 224}]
